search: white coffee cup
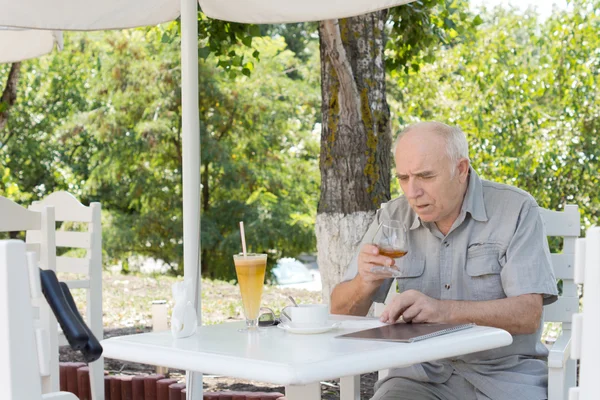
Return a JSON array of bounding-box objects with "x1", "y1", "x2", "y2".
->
[{"x1": 282, "y1": 304, "x2": 329, "y2": 327}]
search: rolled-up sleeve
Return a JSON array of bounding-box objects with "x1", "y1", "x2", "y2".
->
[{"x1": 500, "y1": 200, "x2": 558, "y2": 305}]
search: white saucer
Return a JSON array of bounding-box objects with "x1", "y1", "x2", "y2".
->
[{"x1": 277, "y1": 321, "x2": 341, "y2": 334}]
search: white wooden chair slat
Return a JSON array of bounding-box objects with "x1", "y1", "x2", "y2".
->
[
  {"x1": 539, "y1": 205, "x2": 580, "y2": 236},
  {"x1": 545, "y1": 296, "x2": 580, "y2": 323},
  {"x1": 64, "y1": 279, "x2": 91, "y2": 289},
  {"x1": 570, "y1": 313, "x2": 583, "y2": 360},
  {"x1": 573, "y1": 239, "x2": 586, "y2": 285},
  {"x1": 550, "y1": 253, "x2": 576, "y2": 280},
  {"x1": 26, "y1": 242, "x2": 41, "y2": 254},
  {"x1": 569, "y1": 387, "x2": 580, "y2": 400},
  {"x1": 30, "y1": 230, "x2": 92, "y2": 249},
  {"x1": 31, "y1": 191, "x2": 95, "y2": 223},
  {"x1": 27, "y1": 251, "x2": 44, "y2": 301},
  {"x1": 0, "y1": 196, "x2": 42, "y2": 230},
  {"x1": 56, "y1": 256, "x2": 91, "y2": 274}
]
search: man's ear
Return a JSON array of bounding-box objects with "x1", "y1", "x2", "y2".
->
[{"x1": 457, "y1": 158, "x2": 470, "y2": 183}]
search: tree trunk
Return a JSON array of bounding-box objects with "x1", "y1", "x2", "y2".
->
[
  {"x1": 317, "y1": 13, "x2": 391, "y2": 301},
  {"x1": 0, "y1": 62, "x2": 21, "y2": 132}
]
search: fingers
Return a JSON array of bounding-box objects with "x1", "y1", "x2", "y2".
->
[
  {"x1": 361, "y1": 244, "x2": 396, "y2": 266},
  {"x1": 380, "y1": 294, "x2": 412, "y2": 323},
  {"x1": 400, "y1": 304, "x2": 420, "y2": 323}
]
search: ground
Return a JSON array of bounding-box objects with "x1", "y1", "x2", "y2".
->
[{"x1": 59, "y1": 271, "x2": 377, "y2": 399}]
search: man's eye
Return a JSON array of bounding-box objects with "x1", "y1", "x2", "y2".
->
[
  {"x1": 398, "y1": 176, "x2": 408, "y2": 182},
  {"x1": 421, "y1": 175, "x2": 434, "y2": 180}
]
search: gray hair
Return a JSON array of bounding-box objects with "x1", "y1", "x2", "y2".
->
[{"x1": 394, "y1": 121, "x2": 469, "y2": 173}]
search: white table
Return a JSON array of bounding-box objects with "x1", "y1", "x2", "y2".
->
[{"x1": 101, "y1": 317, "x2": 512, "y2": 400}]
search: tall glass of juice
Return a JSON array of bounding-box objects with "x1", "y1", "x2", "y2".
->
[{"x1": 233, "y1": 253, "x2": 267, "y2": 330}]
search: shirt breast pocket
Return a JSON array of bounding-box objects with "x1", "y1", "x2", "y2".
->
[
  {"x1": 466, "y1": 243, "x2": 506, "y2": 301},
  {"x1": 395, "y1": 256, "x2": 425, "y2": 293}
]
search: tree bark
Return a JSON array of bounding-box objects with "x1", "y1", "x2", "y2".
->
[
  {"x1": 317, "y1": 13, "x2": 391, "y2": 301},
  {"x1": 0, "y1": 62, "x2": 21, "y2": 132}
]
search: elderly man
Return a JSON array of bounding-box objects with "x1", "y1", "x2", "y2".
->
[{"x1": 330, "y1": 121, "x2": 558, "y2": 400}]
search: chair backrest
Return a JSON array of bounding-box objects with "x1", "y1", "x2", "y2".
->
[
  {"x1": 28, "y1": 191, "x2": 103, "y2": 342},
  {"x1": 0, "y1": 240, "x2": 79, "y2": 400},
  {"x1": 0, "y1": 240, "x2": 44, "y2": 399},
  {"x1": 374, "y1": 204, "x2": 581, "y2": 322},
  {"x1": 540, "y1": 204, "x2": 580, "y2": 326},
  {"x1": 0, "y1": 196, "x2": 59, "y2": 394},
  {"x1": 0, "y1": 196, "x2": 56, "y2": 272}
]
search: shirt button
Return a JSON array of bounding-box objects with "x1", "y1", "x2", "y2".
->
[
  {"x1": 444, "y1": 284, "x2": 451, "y2": 290},
  {"x1": 444, "y1": 241, "x2": 450, "y2": 247}
]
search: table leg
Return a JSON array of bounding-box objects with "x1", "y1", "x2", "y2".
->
[
  {"x1": 285, "y1": 382, "x2": 320, "y2": 400},
  {"x1": 186, "y1": 371, "x2": 203, "y2": 399},
  {"x1": 340, "y1": 375, "x2": 360, "y2": 400}
]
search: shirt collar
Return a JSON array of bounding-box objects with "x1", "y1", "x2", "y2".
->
[
  {"x1": 408, "y1": 166, "x2": 488, "y2": 230},
  {"x1": 462, "y1": 166, "x2": 488, "y2": 222}
]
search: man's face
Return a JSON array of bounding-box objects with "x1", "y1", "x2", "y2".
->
[{"x1": 394, "y1": 129, "x2": 469, "y2": 230}]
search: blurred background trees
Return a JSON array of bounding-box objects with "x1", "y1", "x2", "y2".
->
[{"x1": 1, "y1": 0, "x2": 598, "y2": 279}]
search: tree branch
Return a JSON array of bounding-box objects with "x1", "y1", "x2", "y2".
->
[
  {"x1": 0, "y1": 62, "x2": 21, "y2": 132},
  {"x1": 319, "y1": 20, "x2": 361, "y2": 119}
]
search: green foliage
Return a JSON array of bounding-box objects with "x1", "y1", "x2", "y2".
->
[
  {"x1": 0, "y1": 41, "x2": 99, "y2": 203},
  {"x1": 390, "y1": 0, "x2": 600, "y2": 229},
  {"x1": 0, "y1": 27, "x2": 320, "y2": 279},
  {"x1": 196, "y1": 14, "x2": 262, "y2": 78},
  {"x1": 386, "y1": 0, "x2": 481, "y2": 75},
  {"x1": 199, "y1": 37, "x2": 321, "y2": 278}
]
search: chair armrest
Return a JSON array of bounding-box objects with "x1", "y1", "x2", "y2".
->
[{"x1": 548, "y1": 332, "x2": 571, "y2": 369}]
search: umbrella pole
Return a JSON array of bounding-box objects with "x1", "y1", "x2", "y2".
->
[{"x1": 181, "y1": 0, "x2": 202, "y2": 397}]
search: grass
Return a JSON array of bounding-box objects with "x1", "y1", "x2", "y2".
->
[{"x1": 66, "y1": 271, "x2": 322, "y2": 329}]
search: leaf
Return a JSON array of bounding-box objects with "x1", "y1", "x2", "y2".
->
[
  {"x1": 198, "y1": 46, "x2": 211, "y2": 60},
  {"x1": 242, "y1": 35, "x2": 253, "y2": 47}
]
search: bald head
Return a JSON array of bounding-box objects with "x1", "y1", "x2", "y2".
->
[{"x1": 394, "y1": 122, "x2": 469, "y2": 173}]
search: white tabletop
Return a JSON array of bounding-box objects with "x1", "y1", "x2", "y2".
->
[{"x1": 102, "y1": 317, "x2": 512, "y2": 386}]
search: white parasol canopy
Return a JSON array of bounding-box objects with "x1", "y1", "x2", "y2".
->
[
  {"x1": 0, "y1": 0, "x2": 180, "y2": 30},
  {"x1": 200, "y1": 0, "x2": 414, "y2": 23},
  {"x1": 0, "y1": 28, "x2": 62, "y2": 63}
]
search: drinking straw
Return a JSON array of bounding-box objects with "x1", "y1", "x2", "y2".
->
[{"x1": 239, "y1": 221, "x2": 247, "y2": 256}]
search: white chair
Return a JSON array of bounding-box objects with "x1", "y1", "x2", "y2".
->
[
  {"x1": 568, "y1": 227, "x2": 600, "y2": 400},
  {"x1": 0, "y1": 196, "x2": 59, "y2": 394},
  {"x1": 28, "y1": 191, "x2": 104, "y2": 400},
  {"x1": 541, "y1": 205, "x2": 580, "y2": 400},
  {"x1": 0, "y1": 240, "x2": 78, "y2": 400},
  {"x1": 339, "y1": 204, "x2": 581, "y2": 400}
]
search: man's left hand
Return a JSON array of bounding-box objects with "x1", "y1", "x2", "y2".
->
[{"x1": 379, "y1": 290, "x2": 450, "y2": 324}]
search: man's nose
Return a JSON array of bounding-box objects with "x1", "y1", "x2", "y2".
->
[{"x1": 404, "y1": 179, "x2": 423, "y2": 199}]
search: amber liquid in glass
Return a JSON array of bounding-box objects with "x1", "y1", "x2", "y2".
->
[{"x1": 378, "y1": 247, "x2": 408, "y2": 258}]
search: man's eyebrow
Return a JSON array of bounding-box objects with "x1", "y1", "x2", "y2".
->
[
  {"x1": 415, "y1": 170, "x2": 436, "y2": 177},
  {"x1": 396, "y1": 171, "x2": 436, "y2": 179}
]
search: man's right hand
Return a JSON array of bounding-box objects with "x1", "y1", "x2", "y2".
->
[{"x1": 357, "y1": 244, "x2": 399, "y2": 285}]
